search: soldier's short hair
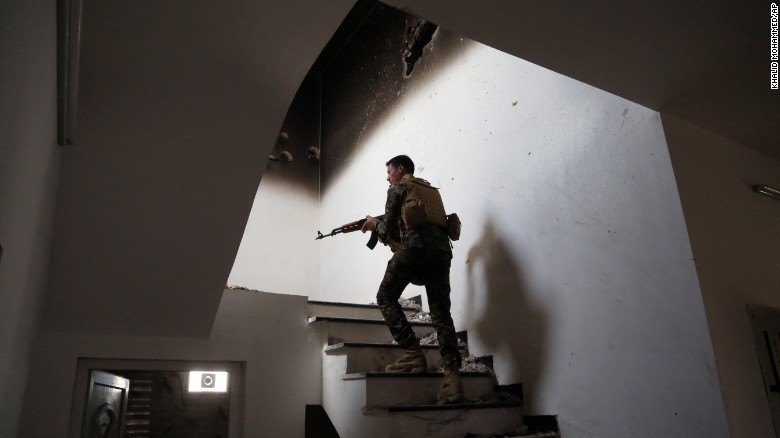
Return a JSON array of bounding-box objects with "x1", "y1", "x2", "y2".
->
[{"x1": 386, "y1": 155, "x2": 415, "y2": 174}]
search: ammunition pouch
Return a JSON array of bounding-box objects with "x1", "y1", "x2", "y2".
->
[{"x1": 446, "y1": 213, "x2": 461, "y2": 241}]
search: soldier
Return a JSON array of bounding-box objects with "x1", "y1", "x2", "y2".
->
[{"x1": 361, "y1": 155, "x2": 463, "y2": 404}]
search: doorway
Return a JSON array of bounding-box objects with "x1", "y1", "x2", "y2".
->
[
  {"x1": 69, "y1": 359, "x2": 243, "y2": 438},
  {"x1": 749, "y1": 305, "x2": 780, "y2": 438}
]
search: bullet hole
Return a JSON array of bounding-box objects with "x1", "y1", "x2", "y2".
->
[
  {"x1": 307, "y1": 146, "x2": 321, "y2": 160},
  {"x1": 270, "y1": 151, "x2": 293, "y2": 162},
  {"x1": 402, "y1": 16, "x2": 437, "y2": 77}
]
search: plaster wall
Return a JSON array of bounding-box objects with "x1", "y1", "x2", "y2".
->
[
  {"x1": 317, "y1": 27, "x2": 729, "y2": 437},
  {"x1": 663, "y1": 113, "x2": 780, "y2": 437},
  {"x1": 228, "y1": 180, "x2": 320, "y2": 295},
  {"x1": 229, "y1": 75, "x2": 321, "y2": 296},
  {"x1": 0, "y1": 1, "x2": 60, "y2": 436},
  {"x1": 19, "y1": 289, "x2": 322, "y2": 438}
]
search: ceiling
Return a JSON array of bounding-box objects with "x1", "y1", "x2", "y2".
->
[
  {"x1": 385, "y1": 0, "x2": 779, "y2": 160},
  {"x1": 42, "y1": 1, "x2": 776, "y2": 339}
]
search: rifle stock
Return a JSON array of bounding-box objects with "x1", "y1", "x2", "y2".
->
[{"x1": 316, "y1": 215, "x2": 385, "y2": 249}]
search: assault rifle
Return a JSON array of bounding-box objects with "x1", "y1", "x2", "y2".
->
[{"x1": 315, "y1": 215, "x2": 385, "y2": 249}]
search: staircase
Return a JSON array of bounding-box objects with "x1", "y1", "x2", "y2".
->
[{"x1": 307, "y1": 299, "x2": 559, "y2": 438}]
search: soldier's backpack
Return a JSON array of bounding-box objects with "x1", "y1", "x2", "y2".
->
[{"x1": 401, "y1": 174, "x2": 461, "y2": 241}]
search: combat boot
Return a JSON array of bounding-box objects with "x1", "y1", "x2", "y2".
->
[
  {"x1": 385, "y1": 339, "x2": 427, "y2": 373},
  {"x1": 436, "y1": 366, "x2": 464, "y2": 404}
]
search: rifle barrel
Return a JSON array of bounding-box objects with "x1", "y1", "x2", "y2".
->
[{"x1": 315, "y1": 215, "x2": 382, "y2": 241}]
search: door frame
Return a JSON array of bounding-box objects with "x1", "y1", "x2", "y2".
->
[
  {"x1": 748, "y1": 304, "x2": 780, "y2": 438},
  {"x1": 68, "y1": 358, "x2": 244, "y2": 438}
]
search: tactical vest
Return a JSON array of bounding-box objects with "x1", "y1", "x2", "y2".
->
[{"x1": 401, "y1": 174, "x2": 448, "y2": 229}]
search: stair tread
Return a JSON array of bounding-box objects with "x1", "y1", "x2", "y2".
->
[
  {"x1": 325, "y1": 342, "x2": 467, "y2": 353},
  {"x1": 308, "y1": 300, "x2": 420, "y2": 311},
  {"x1": 309, "y1": 316, "x2": 433, "y2": 327},
  {"x1": 373, "y1": 399, "x2": 523, "y2": 413},
  {"x1": 344, "y1": 371, "x2": 494, "y2": 380}
]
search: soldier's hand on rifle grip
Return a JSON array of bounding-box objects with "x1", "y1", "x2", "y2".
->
[{"x1": 361, "y1": 215, "x2": 377, "y2": 233}]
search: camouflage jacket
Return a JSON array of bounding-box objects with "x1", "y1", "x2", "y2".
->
[{"x1": 376, "y1": 176, "x2": 452, "y2": 254}]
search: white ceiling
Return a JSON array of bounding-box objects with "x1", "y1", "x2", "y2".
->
[{"x1": 43, "y1": 1, "x2": 777, "y2": 338}]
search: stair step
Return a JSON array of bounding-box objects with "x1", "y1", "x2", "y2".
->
[
  {"x1": 312, "y1": 299, "x2": 555, "y2": 438},
  {"x1": 386, "y1": 399, "x2": 523, "y2": 413},
  {"x1": 344, "y1": 371, "x2": 500, "y2": 407},
  {"x1": 309, "y1": 317, "x2": 436, "y2": 345},
  {"x1": 325, "y1": 342, "x2": 470, "y2": 373},
  {"x1": 382, "y1": 403, "x2": 525, "y2": 438},
  {"x1": 308, "y1": 300, "x2": 421, "y2": 320},
  {"x1": 323, "y1": 375, "x2": 525, "y2": 438}
]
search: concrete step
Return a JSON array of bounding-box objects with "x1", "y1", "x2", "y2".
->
[
  {"x1": 307, "y1": 300, "x2": 421, "y2": 320},
  {"x1": 384, "y1": 403, "x2": 526, "y2": 438},
  {"x1": 311, "y1": 298, "x2": 558, "y2": 438},
  {"x1": 323, "y1": 355, "x2": 525, "y2": 438},
  {"x1": 324, "y1": 342, "x2": 470, "y2": 373},
  {"x1": 309, "y1": 316, "x2": 436, "y2": 345},
  {"x1": 344, "y1": 372, "x2": 501, "y2": 408},
  {"x1": 323, "y1": 397, "x2": 525, "y2": 438}
]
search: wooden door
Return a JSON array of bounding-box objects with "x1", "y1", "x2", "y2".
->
[{"x1": 81, "y1": 370, "x2": 130, "y2": 438}]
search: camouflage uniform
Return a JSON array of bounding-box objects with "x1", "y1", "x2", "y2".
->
[{"x1": 375, "y1": 177, "x2": 461, "y2": 369}]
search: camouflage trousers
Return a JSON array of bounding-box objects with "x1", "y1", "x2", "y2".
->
[{"x1": 376, "y1": 246, "x2": 461, "y2": 369}]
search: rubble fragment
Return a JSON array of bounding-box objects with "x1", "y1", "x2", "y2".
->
[
  {"x1": 397, "y1": 297, "x2": 421, "y2": 310},
  {"x1": 418, "y1": 331, "x2": 468, "y2": 349},
  {"x1": 407, "y1": 310, "x2": 431, "y2": 322},
  {"x1": 419, "y1": 331, "x2": 438, "y2": 345},
  {"x1": 371, "y1": 297, "x2": 422, "y2": 311},
  {"x1": 457, "y1": 354, "x2": 494, "y2": 374},
  {"x1": 226, "y1": 285, "x2": 261, "y2": 292}
]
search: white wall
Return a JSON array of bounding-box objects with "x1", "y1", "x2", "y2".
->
[
  {"x1": 663, "y1": 113, "x2": 780, "y2": 437},
  {"x1": 20, "y1": 289, "x2": 322, "y2": 437},
  {"x1": 318, "y1": 37, "x2": 729, "y2": 437},
  {"x1": 228, "y1": 70, "x2": 322, "y2": 297},
  {"x1": 229, "y1": 178, "x2": 320, "y2": 296},
  {"x1": 0, "y1": 1, "x2": 60, "y2": 437}
]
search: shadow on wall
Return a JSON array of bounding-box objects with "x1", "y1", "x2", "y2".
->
[{"x1": 465, "y1": 214, "x2": 548, "y2": 411}]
